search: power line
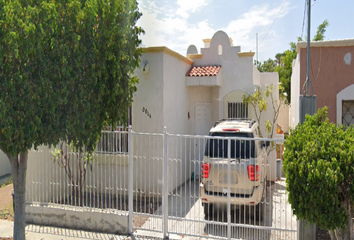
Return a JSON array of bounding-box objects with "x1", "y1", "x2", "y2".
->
[
  {"x1": 252, "y1": 0, "x2": 287, "y2": 52},
  {"x1": 258, "y1": 0, "x2": 287, "y2": 46}
]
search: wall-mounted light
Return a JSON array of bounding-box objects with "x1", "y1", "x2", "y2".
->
[{"x1": 143, "y1": 61, "x2": 149, "y2": 73}]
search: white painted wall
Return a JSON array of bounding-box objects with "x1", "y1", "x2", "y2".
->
[
  {"x1": 191, "y1": 31, "x2": 258, "y2": 120},
  {"x1": 253, "y1": 65, "x2": 261, "y2": 86},
  {"x1": 259, "y1": 72, "x2": 280, "y2": 137},
  {"x1": 163, "y1": 53, "x2": 191, "y2": 134},
  {"x1": 259, "y1": 72, "x2": 279, "y2": 181},
  {"x1": 0, "y1": 150, "x2": 10, "y2": 180},
  {"x1": 162, "y1": 52, "x2": 193, "y2": 192},
  {"x1": 26, "y1": 143, "x2": 162, "y2": 203},
  {"x1": 131, "y1": 52, "x2": 166, "y2": 195},
  {"x1": 290, "y1": 54, "x2": 301, "y2": 129},
  {"x1": 278, "y1": 100, "x2": 290, "y2": 133},
  {"x1": 133, "y1": 52, "x2": 164, "y2": 133},
  {"x1": 26, "y1": 204, "x2": 128, "y2": 234}
]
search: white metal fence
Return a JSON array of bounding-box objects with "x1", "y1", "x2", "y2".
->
[{"x1": 26, "y1": 127, "x2": 297, "y2": 239}]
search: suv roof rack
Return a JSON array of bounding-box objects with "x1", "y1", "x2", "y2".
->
[{"x1": 214, "y1": 118, "x2": 257, "y2": 128}]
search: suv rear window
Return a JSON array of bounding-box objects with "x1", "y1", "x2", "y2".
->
[{"x1": 204, "y1": 132, "x2": 257, "y2": 159}]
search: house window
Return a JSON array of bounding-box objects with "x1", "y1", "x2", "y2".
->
[
  {"x1": 342, "y1": 100, "x2": 354, "y2": 127},
  {"x1": 228, "y1": 102, "x2": 248, "y2": 118},
  {"x1": 96, "y1": 106, "x2": 132, "y2": 154}
]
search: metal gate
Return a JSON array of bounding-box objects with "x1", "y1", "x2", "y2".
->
[{"x1": 129, "y1": 128, "x2": 297, "y2": 239}]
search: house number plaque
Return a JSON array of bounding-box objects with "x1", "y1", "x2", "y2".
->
[{"x1": 142, "y1": 107, "x2": 151, "y2": 118}]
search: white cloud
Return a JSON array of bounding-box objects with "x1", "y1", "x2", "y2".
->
[
  {"x1": 137, "y1": 0, "x2": 213, "y2": 52},
  {"x1": 176, "y1": 0, "x2": 210, "y2": 18},
  {"x1": 137, "y1": 0, "x2": 291, "y2": 58},
  {"x1": 224, "y1": 2, "x2": 291, "y2": 52}
]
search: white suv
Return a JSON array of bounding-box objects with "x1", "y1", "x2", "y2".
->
[{"x1": 200, "y1": 119, "x2": 268, "y2": 220}]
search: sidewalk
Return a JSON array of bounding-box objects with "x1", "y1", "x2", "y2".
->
[{"x1": 0, "y1": 220, "x2": 162, "y2": 240}]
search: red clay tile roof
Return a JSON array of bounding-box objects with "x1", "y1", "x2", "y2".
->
[{"x1": 186, "y1": 65, "x2": 221, "y2": 77}]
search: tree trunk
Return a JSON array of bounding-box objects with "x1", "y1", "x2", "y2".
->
[
  {"x1": 333, "y1": 199, "x2": 353, "y2": 240},
  {"x1": 8, "y1": 151, "x2": 28, "y2": 240},
  {"x1": 328, "y1": 230, "x2": 336, "y2": 240}
]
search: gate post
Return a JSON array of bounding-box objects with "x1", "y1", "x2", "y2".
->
[
  {"x1": 128, "y1": 125, "x2": 134, "y2": 234},
  {"x1": 227, "y1": 138, "x2": 231, "y2": 239},
  {"x1": 162, "y1": 127, "x2": 169, "y2": 239}
]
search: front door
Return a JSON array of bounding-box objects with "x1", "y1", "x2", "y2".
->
[{"x1": 194, "y1": 104, "x2": 211, "y2": 178}]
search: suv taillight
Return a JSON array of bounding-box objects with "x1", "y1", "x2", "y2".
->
[
  {"x1": 201, "y1": 163, "x2": 211, "y2": 178},
  {"x1": 247, "y1": 165, "x2": 259, "y2": 181}
]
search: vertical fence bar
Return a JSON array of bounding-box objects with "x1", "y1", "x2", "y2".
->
[
  {"x1": 128, "y1": 126, "x2": 133, "y2": 234},
  {"x1": 227, "y1": 138, "x2": 231, "y2": 239},
  {"x1": 162, "y1": 127, "x2": 168, "y2": 239}
]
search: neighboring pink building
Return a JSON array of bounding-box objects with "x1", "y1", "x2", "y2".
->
[{"x1": 291, "y1": 39, "x2": 354, "y2": 128}]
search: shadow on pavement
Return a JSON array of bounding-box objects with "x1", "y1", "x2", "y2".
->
[{"x1": 203, "y1": 185, "x2": 274, "y2": 240}]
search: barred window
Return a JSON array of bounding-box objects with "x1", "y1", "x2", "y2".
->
[
  {"x1": 96, "y1": 130, "x2": 128, "y2": 154},
  {"x1": 96, "y1": 106, "x2": 132, "y2": 154},
  {"x1": 228, "y1": 102, "x2": 248, "y2": 118},
  {"x1": 342, "y1": 100, "x2": 354, "y2": 128}
]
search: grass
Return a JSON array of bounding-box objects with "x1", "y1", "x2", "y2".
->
[
  {"x1": 0, "y1": 176, "x2": 14, "y2": 222},
  {"x1": 0, "y1": 177, "x2": 13, "y2": 188},
  {"x1": 0, "y1": 203, "x2": 14, "y2": 221}
]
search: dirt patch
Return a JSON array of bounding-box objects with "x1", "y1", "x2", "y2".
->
[
  {"x1": 0, "y1": 184, "x2": 13, "y2": 211},
  {"x1": 0, "y1": 183, "x2": 14, "y2": 221},
  {"x1": 0, "y1": 204, "x2": 14, "y2": 221},
  {"x1": 58, "y1": 193, "x2": 162, "y2": 214},
  {"x1": 57, "y1": 193, "x2": 162, "y2": 228},
  {"x1": 0, "y1": 238, "x2": 13, "y2": 240},
  {"x1": 316, "y1": 227, "x2": 331, "y2": 240},
  {"x1": 133, "y1": 215, "x2": 149, "y2": 228}
]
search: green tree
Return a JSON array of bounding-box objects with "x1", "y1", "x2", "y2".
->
[
  {"x1": 243, "y1": 84, "x2": 288, "y2": 140},
  {"x1": 283, "y1": 107, "x2": 354, "y2": 240},
  {"x1": 275, "y1": 52, "x2": 285, "y2": 67},
  {"x1": 313, "y1": 19, "x2": 329, "y2": 41},
  {"x1": 255, "y1": 58, "x2": 276, "y2": 72},
  {"x1": 0, "y1": 0, "x2": 143, "y2": 239},
  {"x1": 275, "y1": 42, "x2": 297, "y2": 103}
]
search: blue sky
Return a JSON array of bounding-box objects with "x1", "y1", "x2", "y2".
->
[{"x1": 136, "y1": 0, "x2": 354, "y2": 62}]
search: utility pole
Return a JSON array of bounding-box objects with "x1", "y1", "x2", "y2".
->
[
  {"x1": 299, "y1": 0, "x2": 316, "y2": 124},
  {"x1": 306, "y1": 0, "x2": 311, "y2": 94},
  {"x1": 298, "y1": 1, "x2": 317, "y2": 239},
  {"x1": 256, "y1": 33, "x2": 258, "y2": 67}
]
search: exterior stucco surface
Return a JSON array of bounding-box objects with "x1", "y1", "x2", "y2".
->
[
  {"x1": 133, "y1": 52, "x2": 164, "y2": 133},
  {"x1": 299, "y1": 46, "x2": 354, "y2": 123},
  {"x1": 26, "y1": 204, "x2": 128, "y2": 235},
  {"x1": 290, "y1": 54, "x2": 300, "y2": 129}
]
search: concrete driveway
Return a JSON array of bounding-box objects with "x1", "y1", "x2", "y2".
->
[{"x1": 135, "y1": 178, "x2": 297, "y2": 240}]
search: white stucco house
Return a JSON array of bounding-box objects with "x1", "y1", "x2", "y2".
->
[
  {"x1": 133, "y1": 30, "x2": 279, "y2": 136},
  {"x1": 133, "y1": 30, "x2": 280, "y2": 180}
]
